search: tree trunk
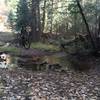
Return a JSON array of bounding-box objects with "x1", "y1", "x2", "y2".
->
[
  {"x1": 36, "y1": 0, "x2": 41, "y2": 40},
  {"x1": 31, "y1": 0, "x2": 41, "y2": 42},
  {"x1": 76, "y1": 0, "x2": 96, "y2": 50},
  {"x1": 98, "y1": 16, "x2": 100, "y2": 35},
  {"x1": 50, "y1": 0, "x2": 54, "y2": 34},
  {"x1": 42, "y1": 0, "x2": 46, "y2": 32}
]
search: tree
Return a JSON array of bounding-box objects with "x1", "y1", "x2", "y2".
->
[
  {"x1": 16, "y1": 0, "x2": 30, "y2": 30},
  {"x1": 41, "y1": 0, "x2": 46, "y2": 32},
  {"x1": 50, "y1": 0, "x2": 54, "y2": 33},
  {"x1": 7, "y1": 11, "x2": 16, "y2": 30},
  {"x1": 31, "y1": 0, "x2": 41, "y2": 42},
  {"x1": 7, "y1": 0, "x2": 19, "y2": 31},
  {"x1": 76, "y1": 0, "x2": 96, "y2": 50}
]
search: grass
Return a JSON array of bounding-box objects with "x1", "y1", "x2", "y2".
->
[
  {"x1": 0, "y1": 46, "x2": 20, "y2": 54},
  {"x1": 0, "y1": 42, "x2": 60, "y2": 55},
  {"x1": 31, "y1": 42, "x2": 60, "y2": 52}
]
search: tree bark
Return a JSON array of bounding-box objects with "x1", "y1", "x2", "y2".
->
[
  {"x1": 36, "y1": 0, "x2": 41, "y2": 40},
  {"x1": 42, "y1": 0, "x2": 46, "y2": 32},
  {"x1": 31, "y1": 0, "x2": 41, "y2": 42},
  {"x1": 50, "y1": 0, "x2": 54, "y2": 34},
  {"x1": 98, "y1": 16, "x2": 100, "y2": 35},
  {"x1": 76, "y1": 0, "x2": 96, "y2": 50}
]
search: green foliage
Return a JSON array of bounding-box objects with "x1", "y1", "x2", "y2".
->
[
  {"x1": 0, "y1": 46, "x2": 20, "y2": 54},
  {"x1": 7, "y1": 11, "x2": 16, "y2": 29},
  {"x1": 7, "y1": 0, "x2": 19, "y2": 30},
  {"x1": 31, "y1": 42, "x2": 60, "y2": 52},
  {"x1": 68, "y1": 1, "x2": 79, "y2": 15},
  {"x1": 7, "y1": 0, "x2": 100, "y2": 40},
  {"x1": 16, "y1": 0, "x2": 31, "y2": 30}
]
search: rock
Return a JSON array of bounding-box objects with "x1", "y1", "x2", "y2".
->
[
  {"x1": 94, "y1": 87, "x2": 99, "y2": 91},
  {"x1": 70, "y1": 83, "x2": 75, "y2": 87},
  {"x1": 9, "y1": 96, "x2": 16, "y2": 100},
  {"x1": 25, "y1": 96, "x2": 31, "y2": 100},
  {"x1": 16, "y1": 95, "x2": 21, "y2": 99}
]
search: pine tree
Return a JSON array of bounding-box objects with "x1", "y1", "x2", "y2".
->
[
  {"x1": 8, "y1": 11, "x2": 16, "y2": 29},
  {"x1": 16, "y1": 0, "x2": 30, "y2": 30}
]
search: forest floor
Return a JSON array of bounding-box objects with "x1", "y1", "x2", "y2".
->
[
  {"x1": 0, "y1": 32, "x2": 100, "y2": 100},
  {"x1": 0, "y1": 46, "x2": 100, "y2": 99},
  {"x1": 0, "y1": 56, "x2": 100, "y2": 100}
]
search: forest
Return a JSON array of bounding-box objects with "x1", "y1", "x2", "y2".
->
[
  {"x1": 0, "y1": 0, "x2": 99, "y2": 99},
  {"x1": 7, "y1": 0, "x2": 100, "y2": 53}
]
